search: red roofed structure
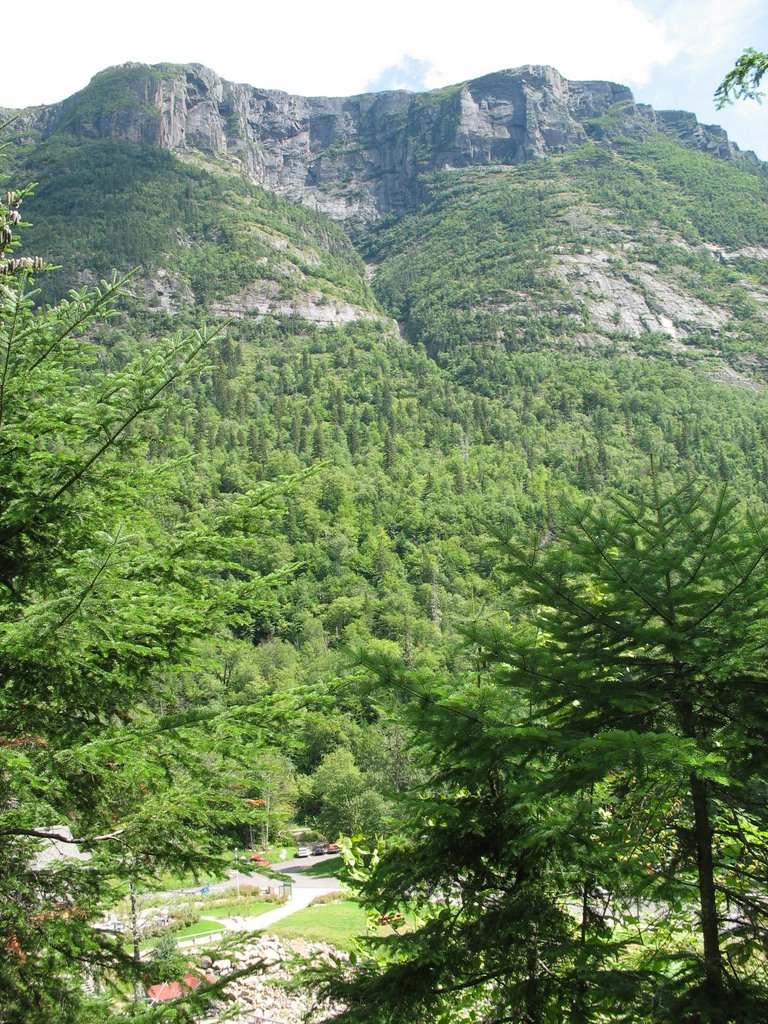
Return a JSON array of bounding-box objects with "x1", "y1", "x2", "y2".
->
[{"x1": 146, "y1": 971, "x2": 215, "y2": 1003}]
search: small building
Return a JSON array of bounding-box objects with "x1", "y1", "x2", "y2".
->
[{"x1": 146, "y1": 972, "x2": 215, "y2": 1004}]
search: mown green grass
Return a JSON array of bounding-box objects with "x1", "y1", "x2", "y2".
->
[
  {"x1": 270, "y1": 900, "x2": 367, "y2": 950},
  {"x1": 171, "y1": 919, "x2": 227, "y2": 940},
  {"x1": 204, "y1": 897, "x2": 281, "y2": 919}
]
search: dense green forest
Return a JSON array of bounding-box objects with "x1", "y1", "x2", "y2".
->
[{"x1": 2, "y1": 69, "x2": 768, "y2": 1022}]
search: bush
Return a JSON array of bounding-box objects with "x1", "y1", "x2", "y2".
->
[
  {"x1": 145, "y1": 935, "x2": 187, "y2": 985},
  {"x1": 310, "y1": 891, "x2": 347, "y2": 906}
]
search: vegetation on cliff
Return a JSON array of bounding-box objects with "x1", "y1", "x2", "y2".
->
[{"x1": 2, "y1": 64, "x2": 768, "y2": 1021}]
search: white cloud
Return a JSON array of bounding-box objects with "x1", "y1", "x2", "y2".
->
[
  {"x1": 366, "y1": 56, "x2": 435, "y2": 94},
  {"x1": 653, "y1": 0, "x2": 764, "y2": 68},
  {"x1": 9, "y1": 0, "x2": 677, "y2": 107},
  {"x1": 415, "y1": 0, "x2": 677, "y2": 90}
]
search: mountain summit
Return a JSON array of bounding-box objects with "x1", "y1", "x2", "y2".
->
[{"x1": 4, "y1": 61, "x2": 759, "y2": 221}]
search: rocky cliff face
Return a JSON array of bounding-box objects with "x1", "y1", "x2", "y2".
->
[{"x1": 4, "y1": 62, "x2": 759, "y2": 222}]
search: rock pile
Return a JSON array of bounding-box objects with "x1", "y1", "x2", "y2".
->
[{"x1": 199, "y1": 934, "x2": 343, "y2": 1023}]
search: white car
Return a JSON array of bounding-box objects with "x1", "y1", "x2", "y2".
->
[{"x1": 295, "y1": 845, "x2": 311, "y2": 858}]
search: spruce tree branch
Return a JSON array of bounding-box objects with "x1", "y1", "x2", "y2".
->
[
  {"x1": 687, "y1": 544, "x2": 768, "y2": 632},
  {"x1": 568, "y1": 504, "x2": 676, "y2": 628},
  {"x1": 432, "y1": 966, "x2": 510, "y2": 994},
  {"x1": 25, "y1": 273, "x2": 133, "y2": 375},
  {"x1": 354, "y1": 653, "x2": 482, "y2": 724},
  {"x1": 497, "y1": 541, "x2": 620, "y2": 638},
  {"x1": 506, "y1": 517, "x2": 677, "y2": 646},
  {"x1": 0, "y1": 827, "x2": 125, "y2": 844},
  {"x1": 44, "y1": 332, "x2": 212, "y2": 502},
  {"x1": 43, "y1": 531, "x2": 121, "y2": 637},
  {"x1": 518, "y1": 566, "x2": 645, "y2": 646},
  {"x1": 677, "y1": 485, "x2": 729, "y2": 592},
  {"x1": 5, "y1": 325, "x2": 224, "y2": 541}
]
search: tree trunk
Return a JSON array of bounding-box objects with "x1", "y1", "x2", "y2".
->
[
  {"x1": 676, "y1": 693, "x2": 724, "y2": 1021},
  {"x1": 569, "y1": 877, "x2": 592, "y2": 1024},
  {"x1": 689, "y1": 770, "x2": 724, "y2": 1021},
  {"x1": 129, "y1": 881, "x2": 145, "y2": 1004},
  {"x1": 524, "y1": 923, "x2": 542, "y2": 1024}
]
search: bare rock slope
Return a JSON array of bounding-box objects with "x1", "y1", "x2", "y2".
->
[{"x1": 6, "y1": 62, "x2": 759, "y2": 222}]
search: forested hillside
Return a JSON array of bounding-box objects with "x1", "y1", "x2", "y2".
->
[{"x1": 2, "y1": 61, "x2": 768, "y2": 1022}]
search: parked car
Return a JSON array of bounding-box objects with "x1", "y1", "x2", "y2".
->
[
  {"x1": 312, "y1": 843, "x2": 326, "y2": 856},
  {"x1": 326, "y1": 842, "x2": 339, "y2": 854},
  {"x1": 295, "y1": 845, "x2": 311, "y2": 858}
]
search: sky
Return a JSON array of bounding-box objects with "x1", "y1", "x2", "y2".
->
[{"x1": 8, "y1": 0, "x2": 768, "y2": 158}]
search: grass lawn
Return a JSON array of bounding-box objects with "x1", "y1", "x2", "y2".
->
[
  {"x1": 270, "y1": 900, "x2": 368, "y2": 951},
  {"x1": 149, "y1": 861, "x2": 231, "y2": 890},
  {"x1": 172, "y1": 919, "x2": 227, "y2": 940},
  {"x1": 204, "y1": 897, "x2": 281, "y2": 919},
  {"x1": 257, "y1": 845, "x2": 296, "y2": 865},
  {"x1": 136, "y1": 918, "x2": 227, "y2": 951},
  {"x1": 295, "y1": 856, "x2": 344, "y2": 879}
]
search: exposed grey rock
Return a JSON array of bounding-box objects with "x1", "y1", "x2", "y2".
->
[
  {"x1": 2, "y1": 62, "x2": 759, "y2": 223},
  {"x1": 199, "y1": 935, "x2": 343, "y2": 1023},
  {"x1": 208, "y1": 282, "x2": 385, "y2": 324},
  {"x1": 553, "y1": 251, "x2": 730, "y2": 338},
  {"x1": 140, "y1": 267, "x2": 194, "y2": 313}
]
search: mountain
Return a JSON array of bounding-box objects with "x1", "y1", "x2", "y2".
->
[
  {"x1": 4, "y1": 61, "x2": 760, "y2": 223},
  {"x1": 6, "y1": 62, "x2": 768, "y2": 383},
  {"x1": 3, "y1": 61, "x2": 768, "y2": 661},
  {"x1": 8, "y1": 62, "x2": 768, "y2": 1023}
]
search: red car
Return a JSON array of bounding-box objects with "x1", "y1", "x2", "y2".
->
[{"x1": 326, "y1": 842, "x2": 339, "y2": 854}]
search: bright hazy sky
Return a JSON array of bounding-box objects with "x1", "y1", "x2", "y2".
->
[{"x1": 9, "y1": 0, "x2": 768, "y2": 158}]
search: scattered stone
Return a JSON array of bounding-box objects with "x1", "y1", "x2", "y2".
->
[{"x1": 191, "y1": 934, "x2": 344, "y2": 1023}]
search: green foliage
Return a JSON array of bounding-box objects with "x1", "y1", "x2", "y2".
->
[
  {"x1": 58, "y1": 64, "x2": 171, "y2": 128},
  {"x1": 6, "y1": 76, "x2": 768, "y2": 1021},
  {"x1": 145, "y1": 935, "x2": 187, "y2": 986},
  {"x1": 317, "y1": 479, "x2": 768, "y2": 1023},
  {"x1": 10, "y1": 136, "x2": 370, "y2": 307},
  {"x1": 716, "y1": 48, "x2": 768, "y2": 107},
  {"x1": 367, "y1": 139, "x2": 768, "y2": 362},
  {"x1": 308, "y1": 749, "x2": 390, "y2": 839},
  {"x1": 0, "y1": 199, "x2": 288, "y2": 1019}
]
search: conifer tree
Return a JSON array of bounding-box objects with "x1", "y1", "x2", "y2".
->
[
  {"x1": 321, "y1": 476, "x2": 768, "y2": 1023},
  {"x1": 0, "y1": 183, "x2": 284, "y2": 1019},
  {"x1": 483, "y1": 476, "x2": 768, "y2": 1020}
]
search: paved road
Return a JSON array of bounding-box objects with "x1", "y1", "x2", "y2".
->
[
  {"x1": 154, "y1": 852, "x2": 341, "y2": 901},
  {"x1": 278, "y1": 852, "x2": 342, "y2": 887},
  {"x1": 150, "y1": 867, "x2": 273, "y2": 902},
  {"x1": 179, "y1": 853, "x2": 343, "y2": 944}
]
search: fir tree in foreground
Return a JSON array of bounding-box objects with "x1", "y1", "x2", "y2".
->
[
  {"x1": 319, "y1": 475, "x2": 768, "y2": 1023},
  {"x1": 0, "y1": 183, "x2": 286, "y2": 1020}
]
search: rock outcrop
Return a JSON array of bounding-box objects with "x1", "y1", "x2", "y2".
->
[
  {"x1": 197, "y1": 934, "x2": 341, "y2": 1023},
  {"x1": 4, "y1": 62, "x2": 760, "y2": 222}
]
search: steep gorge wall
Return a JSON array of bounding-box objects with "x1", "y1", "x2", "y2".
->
[{"x1": 4, "y1": 62, "x2": 758, "y2": 222}]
